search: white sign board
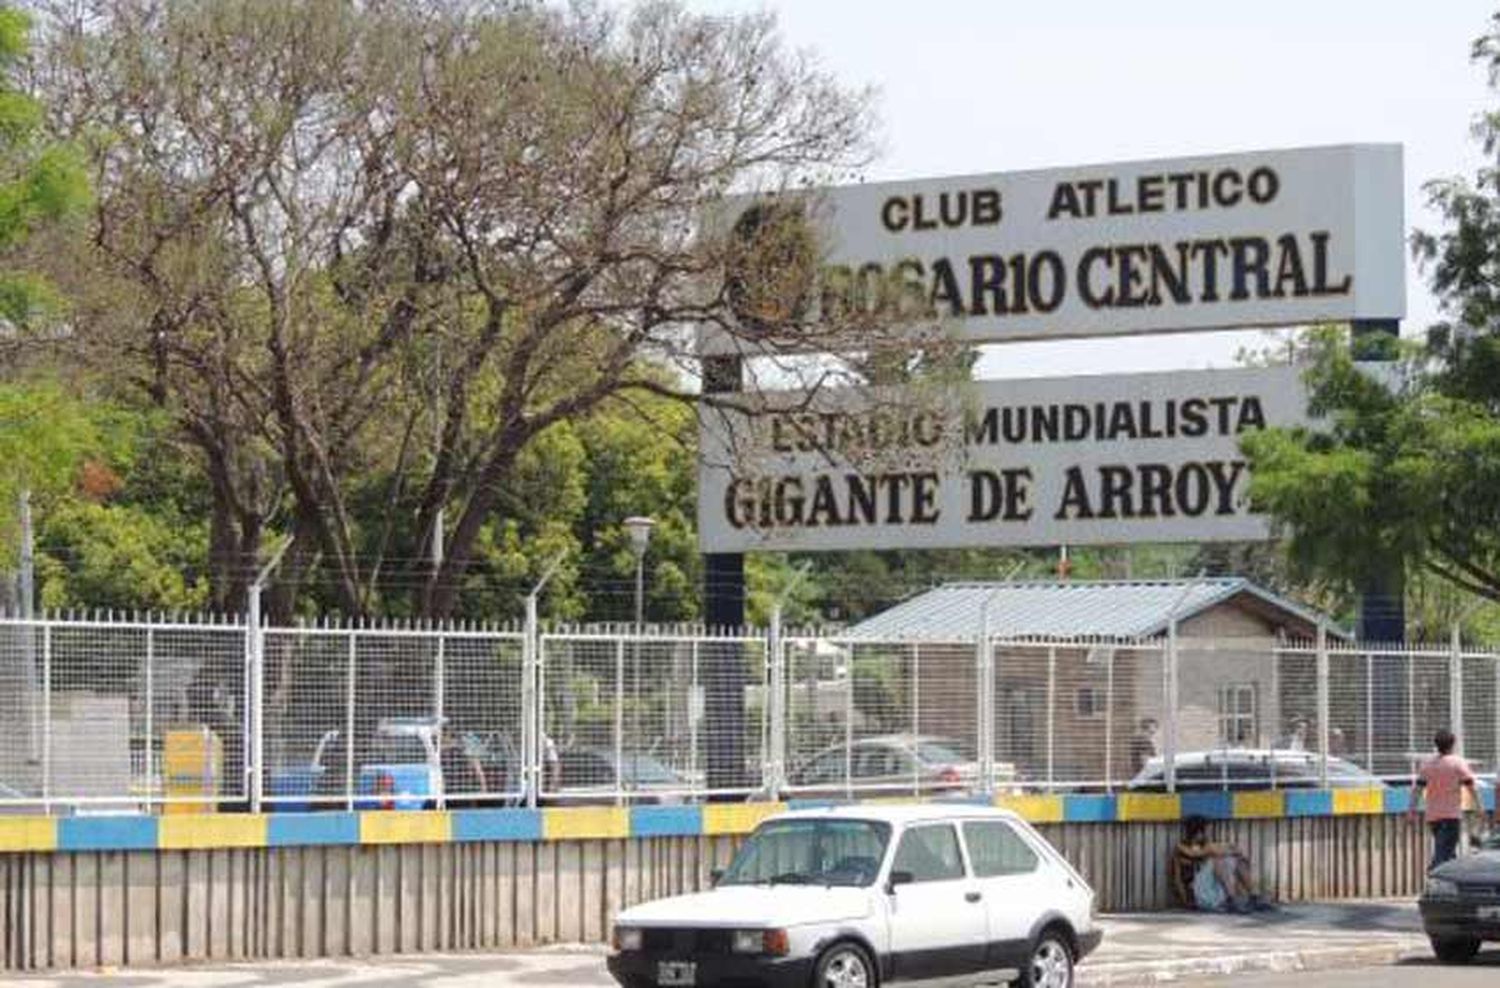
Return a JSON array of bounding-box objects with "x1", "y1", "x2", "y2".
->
[
  {"x1": 701, "y1": 144, "x2": 1404, "y2": 353},
  {"x1": 698, "y1": 366, "x2": 1312, "y2": 553}
]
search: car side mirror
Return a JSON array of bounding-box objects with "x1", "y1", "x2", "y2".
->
[
  {"x1": 885, "y1": 870, "x2": 914, "y2": 895},
  {"x1": 710, "y1": 869, "x2": 723, "y2": 886}
]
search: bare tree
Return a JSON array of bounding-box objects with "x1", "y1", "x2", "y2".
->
[{"x1": 29, "y1": 0, "x2": 899, "y2": 617}]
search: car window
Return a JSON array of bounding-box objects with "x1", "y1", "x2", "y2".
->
[
  {"x1": 373, "y1": 734, "x2": 429, "y2": 764},
  {"x1": 892, "y1": 824, "x2": 965, "y2": 882},
  {"x1": 719, "y1": 819, "x2": 890, "y2": 888},
  {"x1": 855, "y1": 746, "x2": 896, "y2": 778},
  {"x1": 963, "y1": 820, "x2": 1039, "y2": 877},
  {"x1": 560, "y1": 751, "x2": 610, "y2": 784},
  {"x1": 914, "y1": 741, "x2": 966, "y2": 765},
  {"x1": 798, "y1": 750, "x2": 847, "y2": 784}
]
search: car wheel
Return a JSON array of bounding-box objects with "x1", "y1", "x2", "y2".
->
[
  {"x1": 1017, "y1": 930, "x2": 1074, "y2": 988},
  {"x1": 1430, "y1": 935, "x2": 1481, "y2": 965},
  {"x1": 812, "y1": 941, "x2": 875, "y2": 988}
]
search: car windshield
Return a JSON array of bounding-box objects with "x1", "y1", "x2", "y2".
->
[
  {"x1": 619, "y1": 753, "x2": 680, "y2": 784},
  {"x1": 373, "y1": 734, "x2": 429, "y2": 764},
  {"x1": 914, "y1": 740, "x2": 966, "y2": 765},
  {"x1": 718, "y1": 818, "x2": 890, "y2": 888}
]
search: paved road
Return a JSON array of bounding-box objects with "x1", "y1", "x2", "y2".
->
[
  {"x1": 1173, "y1": 950, "x2": 1500, "y2": 986},
  {"x1": 0, "y1": 901, "x2": 1453, "y2": 987}
]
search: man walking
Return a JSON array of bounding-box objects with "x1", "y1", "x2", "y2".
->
[{"x1": 1408, "y1": 728, "x2": 1493, "y2": 869}]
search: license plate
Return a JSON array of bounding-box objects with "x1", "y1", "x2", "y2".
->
[
  {"x1": 657, "y1": 960, "x2": 696, "y2": 986},
  {"x1": 1479, "y1": 905, "x2": 1500, "y2": 920}
]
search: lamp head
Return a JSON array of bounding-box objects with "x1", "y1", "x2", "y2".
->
[{"x1": 623, "y1": 516, "x2": 655, "y2": 557}]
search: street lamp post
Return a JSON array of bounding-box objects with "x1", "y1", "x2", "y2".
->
[{"x1": 623, "y1": 517, "x2": 655, "y2": 797}]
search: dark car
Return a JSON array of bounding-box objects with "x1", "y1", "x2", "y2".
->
[
  {"x1": 1419, "y1": 832, "x2": 1500, "y2": 964},
  {"x1": 551, "y1": 747, "x2": 695, "y2": 805}
]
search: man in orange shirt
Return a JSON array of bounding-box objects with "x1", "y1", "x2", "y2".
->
[{"x1": 1408, "y1": 728, "x2": 1494, "y2": 869}]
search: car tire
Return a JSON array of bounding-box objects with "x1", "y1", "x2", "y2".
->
[
  {"x1": 1016, "y1": 929, "x2": 1074, "y2": 988},
  {"x1": 1430, "y1": 935, "x2": 1481, "y2": 965},
  {"x1": 812, "y1": 941, "x2": 876, "y2": 988}
]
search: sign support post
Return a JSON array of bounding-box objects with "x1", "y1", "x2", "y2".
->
[{"x1": 702, "y1": 355, "x2": 747, "y2": 797}]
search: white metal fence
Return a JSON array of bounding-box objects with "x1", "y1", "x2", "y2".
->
[{"x1": 2, "y1": 612, "x2": 1499, "y2": 812}]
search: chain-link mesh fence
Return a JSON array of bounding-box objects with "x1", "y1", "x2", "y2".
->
[
  {"x1": 5, "y1": 612, "x2": 1500, "y2": 811},
  {"x1": 0, "y1": 616, "x2": 247, "y2": 811},
  {"x1": 539, "y1": 632, "x2": 766, "y2": 802},
  {"x1": 260, "y1": 626, "x2": 525, "y2": 810}
]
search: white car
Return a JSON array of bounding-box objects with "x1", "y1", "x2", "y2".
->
[{"x1": 607, "y1": 804, "x2": 1100, "y2": 988}]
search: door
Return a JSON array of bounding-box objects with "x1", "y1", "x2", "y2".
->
[
  {"x1": 961, "y1": 818, "x2": 1058, "y2": 974},
  {"x1": 885, "y1": 823, "x2": 988, "y2": 981}
]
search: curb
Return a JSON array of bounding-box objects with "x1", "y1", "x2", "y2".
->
[{"x1": 1079, "y1": 941, "x2": 1426, "y2": 985}]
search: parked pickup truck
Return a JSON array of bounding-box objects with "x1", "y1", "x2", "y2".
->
[{"x1": 267, "y1": 717, "x2": 446, "y2": 810}]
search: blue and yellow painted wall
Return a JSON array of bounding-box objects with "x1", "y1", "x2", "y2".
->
[{"x1": 3, "y1": 786, "x2": 1485, "y2": 854}]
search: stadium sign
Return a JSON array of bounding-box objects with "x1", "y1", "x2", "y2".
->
[
  {"x1": 697, "y1": 365, "x2": 1312, "y2": 553},
  {"x1": 700, "y1": 143, "x2": 1404, "y2": 353}
]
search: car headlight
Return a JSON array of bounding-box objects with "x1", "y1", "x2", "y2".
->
[
  {"x1": 1425, "y1": 877, "x2": 1459, "y2": 899},
  {"x1": 733, "y1": 929, "x2": 789, "y2": 955},
  {"x1": 613, "y1": 926, "x2": 642, "y2": 952}
]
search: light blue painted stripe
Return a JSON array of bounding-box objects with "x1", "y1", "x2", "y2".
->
[
  {"x1": 1063, "y1": 795, "x2": 1117, "y2": 823},
  {"x1": 451, "y1": 809, "x2": 544, "y2": 843},
  {"x1": 1285, "y1": 790, "x2": 1334, "y2": 817},
  {"x1": 267, "y1": 813, "x2": 360, "y2": 847},
  {"x1": 57, "y1": 815, "x2": 157, "y2": 852},
  {"x1": 631, "y1": 806, "x2": 702, "y2": 838},
  {"x1": 1180, "y1": 791, "x2": 1233, "y2": 820},
  {"x1": 1383, "y1": 788, "x2": 1413, "y2": 815},
  {"x1": 932, "y1": 793, "x2": 994, "y2": 806}
]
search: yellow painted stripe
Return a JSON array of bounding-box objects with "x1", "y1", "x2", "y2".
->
[
  {"x1": 0, "y1": 816, "x2": 58, "y2": 852},
  {"x1": 1332, "y1": 788, "x2": 1384, "y2": 816},
  {"x1": 1117, "y1": 793, "x2": 1181, "y2": 822},
  {"x1": 994, "y1": 794, "x2": 1065, "y2": 823},
  {"x1": 542, "y1": 806, "x2": 629, "y2": 841},
  {"x1": 158, "y1": 814, "x2": 267, "y2": 850},
  {"x1": 360, "y1": 810, "x2": 451, "y2": 845},
  {"x1": 1233, "y1": 791, "x2": 1285, "y2": 819},
  {"x1": 703, "y1": 802, "x2": 786, "y2": 835}
]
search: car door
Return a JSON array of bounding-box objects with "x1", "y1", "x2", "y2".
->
[
  {"x1": 885, "y1": 822, "x2": 988, "y2": 981},
  {"x1": 961, "y1": 818, "x2": 1057, "y2": 974}
]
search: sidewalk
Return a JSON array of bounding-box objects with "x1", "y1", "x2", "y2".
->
[
  {"x1": 1081, "y1": 900, "x2": 1429, "y2": 985},
  {"x1": 6, "y1": 901, "x2": 1433, "y2": 986}
]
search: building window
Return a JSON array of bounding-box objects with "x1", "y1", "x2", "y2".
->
[
  {"x1": 1217, "y1": 684, "x2": 1257, "y2": 746},
  {"x1": 1075, "y1": 686, "x2": 1104, "y2": 719}
]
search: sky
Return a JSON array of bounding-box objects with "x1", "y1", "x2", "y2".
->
[{"x1": 683, "y1": 0, "x2": 1497, "y2": 378}]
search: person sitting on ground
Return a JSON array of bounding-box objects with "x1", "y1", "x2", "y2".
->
[{"x1": 1172, "y1": 815, "x2": 1269, "y2": 912}]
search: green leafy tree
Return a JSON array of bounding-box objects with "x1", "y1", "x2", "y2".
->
[
  {"x1": 1239, "y1": 14, "x2": 1500, "y2": 617},
  {"x1": 0, "y1": 5, "x2": 86, "y2": 324}
]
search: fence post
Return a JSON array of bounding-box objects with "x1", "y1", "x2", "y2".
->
[
  {"x1": 1046, "y1": 645, "x2": 1057, "y2": 791},
  {"x1": 434, "y1": 631, "x2": 446, "y2": 810},
  {"x1": 41, "y1": 621, "x2": 51, "y2": 814},
  {"x1": 145, "y1": 626, "x2": 155, "y2": 808},
  {"x1": 1450, "y1": 623, "x2": 1464, "y2": 756},
  {"x1": 524, "y1": 596, "x2": 539, "y2": 809},
  {"x1": 1104, "y1": 646, "x2": 1115, "y2": 793},
  {"x1": 247, "y1": 590, "x2": 263, "y2": 813},
  {"x1": 977, "y1": 593, "x2": 997, "y2": 798},
  {"x1": 1316, "y1": 624, "x2": 1330, "y2": 789},
  {"x1": 345, "y1": 633, "x2": 357, "y2": 811},
  {"x1": 911, "y1": 642, "x2": 921, "y2": 796},
  {"x1": 614, "y1": 638, "x2": 625, "y2": 805},
  {"x1": 767, "y1": 607, "x2": 786, "y2": 801},
  {"x1": 1165, "y1": 623, "x2": 1179, "y2": 795}
]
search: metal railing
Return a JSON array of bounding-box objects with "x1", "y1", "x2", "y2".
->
[{"x1": 2, "y1": 611, "x2": 1498, "y2": 812}]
